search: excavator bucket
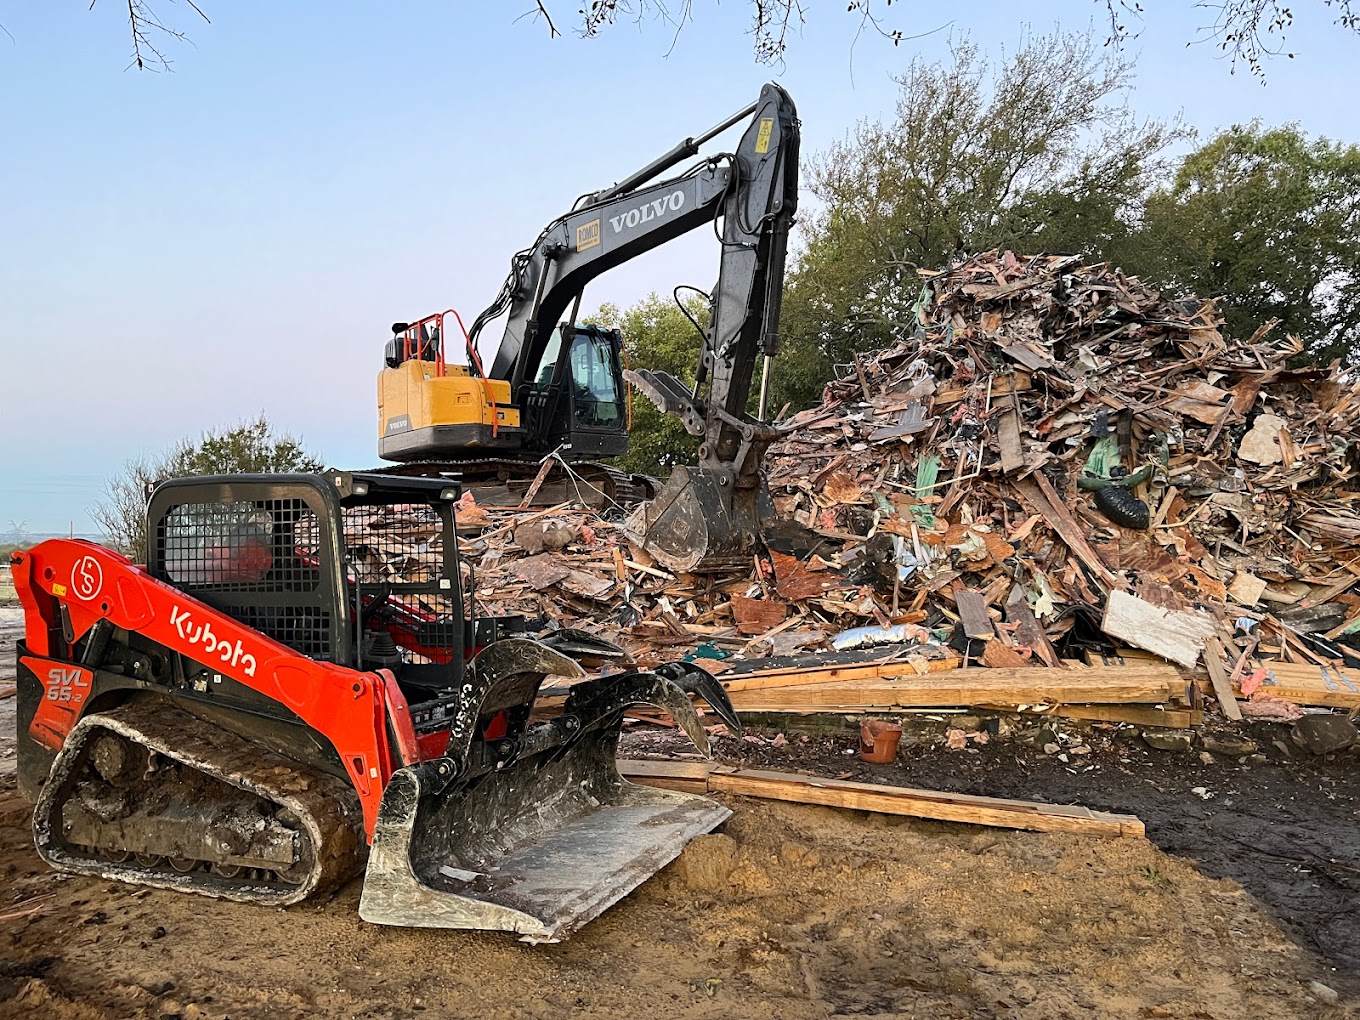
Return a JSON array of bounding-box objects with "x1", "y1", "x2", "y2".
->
[
  {"x1": 625, "y1": 464, "x2": 771, "y2": 574},
  {"x1": 358, "y1": 640, "x2": 739, "y2": 943}
]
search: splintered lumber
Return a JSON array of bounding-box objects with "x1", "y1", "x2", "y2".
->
[
  {"x1": 616, "y1": 761, "x2": 1145, "y2": 838},
  {"x1": 1100, "y1": 590, "x2": 1217, "y2": 669},
  {"x1": 716, "y1": 663, "x2": 1186, "y2": 714},
  {"x1": 1236, "y1": 660, "x2": 1360, "y2": 710},
  {"x1": 1203, "y1": 636, "x2": 1244, "y2": 721},
  {"x1": 1016, "y1": 476, "x2": 1120, "y2": 590}
]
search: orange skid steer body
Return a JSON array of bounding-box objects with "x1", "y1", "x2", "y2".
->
[{"x1": 11, "y1": 470, "x2": 739, "y2": 942}]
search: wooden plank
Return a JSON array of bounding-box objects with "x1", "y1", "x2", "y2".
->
[
  {"x1": 852, "y1": 355, "x2": 873, "y2": 401},
  {"x1": 1015, "y1": 476, "x2": 1120, "y2": 589},
  {"x1": 617, "y1": 761, "x2": 1143, "y2": 838},
  {"x1": 1236, "y1": 660, "x2": 1360, "y2": 710},
  {"x1": 716, "y1": 655, "x2": 961, "y2": 693},
  {"x1": 719, "y1": 664, "x2": 1185, "y2": 712},
  {"x1": 1203, "y1": 635, "x2": 1243, "y2": 721},
  {"x1": 935, "y1": 372, "x2": 1031, "y2": 407},
  {"x1": 997, "y1": 343, "x2": 1055, "y2": 372},
  {"x1": 997, "y1": 400, "x2": 1025, "y2": 475},
  {"x1": 729, "y1": 596, "x2": 788, "y2": 636},
  {"x1": 1041, "y1": 703, "x2": 1200, "y2": 728},
  {"x1": 616, "y1": 759, "x2": 710, "y2": 793},
  {"x1": 1004, "y1": 585, "x2": 1060, "y2": 667},
  {"x1": 1100, "y1": 589, "x2": 1217, "y2": 669},
  {"x1": 955, "y1": 591, "x2": 993, "y2": 640}
]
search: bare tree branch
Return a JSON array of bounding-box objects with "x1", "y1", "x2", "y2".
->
[
  {"x1": 531, "y1": 0, "x2": 1360, "y2": 78},
  {"x1": 89, "y1": 0, "x2": 210, "y2": 71}
]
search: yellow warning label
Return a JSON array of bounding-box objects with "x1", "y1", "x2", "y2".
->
[
  {"x1": 52, "y1": 583, "x2": 67, "y2": 596},
  {"x1": 754, "y1": 117, "x2": 774, "y2": 154},
  {"x1": 576, "y1": 218, "x2": 601, "y2": 252}
]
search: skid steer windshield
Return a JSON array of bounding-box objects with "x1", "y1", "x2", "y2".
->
[{"x1": 569, "y1": 333, "x2": 621, "y2": 428}]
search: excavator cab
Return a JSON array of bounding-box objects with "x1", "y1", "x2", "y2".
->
[{"x1": 521, "y1": 323, "x2": 629, "y2": 460}]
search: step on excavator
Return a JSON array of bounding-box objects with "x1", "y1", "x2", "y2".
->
[
  {"x1": 375, "y1": 82, "x2": 800, "y2": 573},
  {"x1": 12, "y1": 470, "x2": 743, "y2": 942}
]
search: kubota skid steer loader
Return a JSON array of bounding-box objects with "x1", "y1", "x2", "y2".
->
[{"x1": 11, "y1": 470, "x2": 740, "y2": 942}]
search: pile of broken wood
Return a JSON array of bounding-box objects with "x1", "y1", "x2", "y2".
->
[{"x1": 361, "y1": 250, "x2": 1360, "y2": 729}]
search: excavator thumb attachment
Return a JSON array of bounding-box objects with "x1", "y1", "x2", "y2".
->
[
  {"x1": 626, "y1": 464, "x2": 772, "y2": 574},
  {"x1": 358, "y1": 643, "x2": 737, "y2": 942}
]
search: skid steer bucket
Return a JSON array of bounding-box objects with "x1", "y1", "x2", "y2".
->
[
  {"x1": 358, "y1": 640, "x2": 738, "y2": 942},
  {"x1": 627, "y1": 465, "x2": 773, "y2": 574}
]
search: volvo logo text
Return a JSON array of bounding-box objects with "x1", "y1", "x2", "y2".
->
[{"x1": 609, "y1": 190, "x2": 685, "y2": 234}]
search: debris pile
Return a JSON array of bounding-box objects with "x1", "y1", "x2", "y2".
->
[
  {"x1": 369, "y1": 251, "x2": 1359, "y2": 725},
  {"x1": 759, "y1": 250, "x2": 1360, "y2": 709}
]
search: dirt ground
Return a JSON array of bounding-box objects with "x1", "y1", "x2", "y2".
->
[
  {"x1": 711, "y1": 718, "x2": 1360, "y2": 978},
  {"x1": 1, "y1": 708, "x2": 1358, "y2": 1019}
]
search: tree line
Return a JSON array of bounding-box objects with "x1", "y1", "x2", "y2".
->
[{"x1": 601, "y1": 27, "x2": 1360, "y2": 476}]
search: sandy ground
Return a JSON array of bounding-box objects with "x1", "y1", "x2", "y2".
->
[
  {"x1": 1, "y1": 750, "x2": 1357, "y2": 1018},
  {"x1": 1, "y1": 607, "x2": 22, "y2": 779},
  {"x1": 2, "y1": 602, "x2": 1356, "y2": 1018}
]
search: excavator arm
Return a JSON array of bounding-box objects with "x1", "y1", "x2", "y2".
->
[{"x1": 472, "y1": 83, "x2": 800, "y2": 572}]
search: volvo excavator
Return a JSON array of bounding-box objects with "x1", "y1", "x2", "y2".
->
[
  {"x1": 12, "y1": 470, "x2": 743, "y2": 941},
  {"x1": 375, "y1": 82, "x2": 800, "y2": 572}
]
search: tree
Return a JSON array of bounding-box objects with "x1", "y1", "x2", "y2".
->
[
  {"x1": 90, "y1": 413, "x2": 324, "y2": 563},
  {"x1": 529, "y1": 0, "x2": 1358, "y2": 77},
  {"x1": 69, "y1": 1, "x2": 1359, "y2": 78},
  {"x1": 775, "y1": 27, "x2": 1185, "y2": 396},
  {"x1": 1136, "y1": 123, "x2": 1360, "y2": 363},
  {"x1": 587, "y1": 293, "x2": 707, "y2": 477}
]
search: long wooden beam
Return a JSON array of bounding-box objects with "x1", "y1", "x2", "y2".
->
[
  {"x1": 715, "y1": 664, "x2": 1185, "y2": 713},
  {"x1": 617, "y1": 760, "x2": 1145, "y2": 838}
]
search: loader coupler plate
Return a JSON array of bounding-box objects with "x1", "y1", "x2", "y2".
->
[{"x1": 357, "y1": 735, "x2": 731, "y2": 942}]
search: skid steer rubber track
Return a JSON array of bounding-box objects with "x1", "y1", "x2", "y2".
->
[{"x1": 32, "y1": 701, "x2": 367, "y2": 907}]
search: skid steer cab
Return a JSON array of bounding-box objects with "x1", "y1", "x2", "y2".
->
[{"x1": 11, "y1": 470, "x2": 741, "y2": 942}]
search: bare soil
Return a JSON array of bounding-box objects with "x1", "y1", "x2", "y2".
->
[
  {"x1": 1, "y1": 716, "x2": 1357, "y2": 1019},
  {"x1": 707, "y1": 718, "x2": 1360, "y2": 979}
]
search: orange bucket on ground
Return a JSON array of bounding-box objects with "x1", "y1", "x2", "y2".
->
[{"x1": 859, "y1": 719, "x2": 904, "y2": 764}]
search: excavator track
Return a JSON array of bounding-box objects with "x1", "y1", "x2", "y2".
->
[
  {"x1": 33, "y1": 701, "x2": 367, "y2": 907},
  {"x1": 368, "y1": 457, "x2": 657, "y2": 511}
]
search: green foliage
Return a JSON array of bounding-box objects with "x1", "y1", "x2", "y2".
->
[
  {"x1": 586, "y1": 293, "x2": 706, "y2": 477},
  {"x1": 779, "y1": 27, "x2": 1187, "y2": 394},
  {"x1": 90, "y1": 414, "x2": 324, "y2": 563},
  {"x1": 1136, "y1": 122, "x2": 1360, "y2": 364}
]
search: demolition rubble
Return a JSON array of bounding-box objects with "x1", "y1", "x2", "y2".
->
[{"x1": 346, "y1": 250, "x2": 1360, "y2": 738}]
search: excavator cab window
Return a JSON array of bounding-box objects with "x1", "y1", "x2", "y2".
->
[
  {"x1": 569, "y1": 332, "x2": 622, "y2": 428},
  {"x1": 532, "y1": 327, "x2": 565, "y2": 388}
]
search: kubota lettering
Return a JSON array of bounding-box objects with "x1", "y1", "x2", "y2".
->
[{"x1": 169, "y1": 605, "x2": 257, "y2": 677}]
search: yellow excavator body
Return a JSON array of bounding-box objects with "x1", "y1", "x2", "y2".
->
[{"x1": 377, "y1": 359, "x2": 522, "y2": 461}]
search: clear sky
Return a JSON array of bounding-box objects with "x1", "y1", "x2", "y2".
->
[{"x1": 0, "y1": 1, "x2": 1355, "y2": 535}]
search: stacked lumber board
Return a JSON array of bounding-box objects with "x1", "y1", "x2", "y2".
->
[{"x1": 541, "y1": 652, "x2": 1197, "y2": 728}]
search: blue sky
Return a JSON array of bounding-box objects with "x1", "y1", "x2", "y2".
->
[{"x1": 0, "y1": 0, "x2": 1355, "y2": 535}]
